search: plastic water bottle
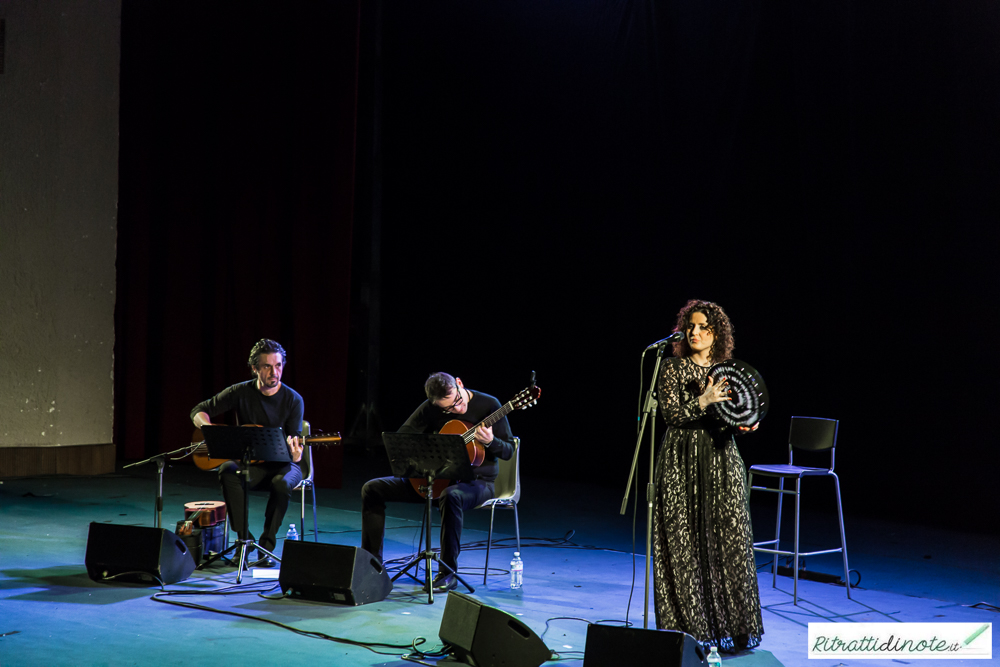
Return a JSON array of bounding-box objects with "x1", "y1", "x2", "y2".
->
[
  {"x1": 286, "y1": 524, "x2": 299, "y2": 541},
  {"x1": 509, "y1": 552, "x2": 523, "y2": 589},
  {"x1": 707, "y1": 646, "x2": 722, "y2": 667}
]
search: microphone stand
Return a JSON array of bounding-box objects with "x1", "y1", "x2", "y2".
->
[
  {"x1": 124, "y1": 443, "x2": 201, "y2": 529},
  {"x1": 620, "y1": 344, "x2": 668, "y2": 629}
]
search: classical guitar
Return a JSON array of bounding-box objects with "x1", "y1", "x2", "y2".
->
[
  {"x1": 190, "y1": 425, "x2": 342, "y2": 471},
  {"x1": 409, "y1": 383, "x2": 541, "y2": 499}
]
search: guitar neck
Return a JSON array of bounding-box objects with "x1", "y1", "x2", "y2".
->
[
  {"x1": 463, "y1": 402, "x2": 514, "y2": 442},
  {"x1": 304, "y1": 434, "x2": 342, "y2": 444}
]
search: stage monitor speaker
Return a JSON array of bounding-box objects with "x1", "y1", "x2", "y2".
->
[
  {"x1": 583, "y1": 624, "x2": 707, "y2": 666},
  {"x1": 439, "y1": 591, "x2": 551, "y2": 667},
  {"x1": 279, "y1": 541, "x2": 392, "y2": 605},
  {"x1": 85, "y1": 522, "x2": 197, "y2": 585}
]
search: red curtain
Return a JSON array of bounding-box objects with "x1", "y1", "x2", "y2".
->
[{"x1": 115, "y1": 1, "x2": 361, "y2": 487}]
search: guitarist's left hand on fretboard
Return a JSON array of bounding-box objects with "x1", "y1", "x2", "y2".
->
[{"x1": 288, "y1": 436, "x2": 304, "y2": 463}]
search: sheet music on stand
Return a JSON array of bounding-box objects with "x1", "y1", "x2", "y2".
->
[
  {"x1": 382, "y1": 432, "x2": 474, "y2": 482},
  {"x1": 201, "y1": 425, "x2": 291, "y2": 463}
]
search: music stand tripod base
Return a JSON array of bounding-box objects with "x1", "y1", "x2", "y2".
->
[
  {"x1": 197, "y1": 425, "x2": 292, "y2": 583},
  {"x1": 382, "y1": 431, "x2": 478, "y2": 603}
]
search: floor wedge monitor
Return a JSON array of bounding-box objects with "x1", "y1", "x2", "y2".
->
[
  {"x1": 583, "y1": 624, "x2": 707, "y2": 666},
  {"x1": 279, "y1": 541, "x2": 392, "y2": 605},
  {"x1": 85, "y1": 522, "x2": 197, "y2": 585},
  {"x1": 439, "y1": 591, "x2": 551, "y2": 667}
]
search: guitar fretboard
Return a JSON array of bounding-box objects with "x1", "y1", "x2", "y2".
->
[{"x1": 461, "y1": 400, "x2": 517, "y2": 443}]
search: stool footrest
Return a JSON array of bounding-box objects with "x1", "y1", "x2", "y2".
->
[
  {"x1": 749, "y1": 486, "x2": 798, "y2": 495},
  {"x1": 753, "y1": 546, "x2": 844, "y2": 557}
]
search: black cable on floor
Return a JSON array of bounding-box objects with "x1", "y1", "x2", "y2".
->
[
  {"x1": 97, "y1": 571, "x2": 166, "y2": 590},
  {"x1": 149, "y1": 583, "x2": 430, "y2": 657}
]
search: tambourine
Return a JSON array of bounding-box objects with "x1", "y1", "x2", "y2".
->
[{"x1": 706, "y1": 359, "x2": 769, "y2": 428}]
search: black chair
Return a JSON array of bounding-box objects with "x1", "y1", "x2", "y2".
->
[{"x1": 748, "y1": 416, "x2": 850, "y2": 605}]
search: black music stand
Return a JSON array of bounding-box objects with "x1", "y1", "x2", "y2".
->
[
  {"x1": 198, "y1": 425, "x2": 290, "y2": 583},
  {"x1": 382, "y1": 431, "x2": 476, "y2": 604}
]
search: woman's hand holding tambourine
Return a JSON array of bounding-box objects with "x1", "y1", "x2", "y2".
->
[
  {"x1": 698, "y1": 375, "x2": 731, "y2": 410},
  {"x1": 705, "y1": 359, "x2": 769, "y2": 429}
]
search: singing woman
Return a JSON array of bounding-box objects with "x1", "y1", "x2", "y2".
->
[{"x1": 652, "y1": 299, "x2": 764, "y2": 651}]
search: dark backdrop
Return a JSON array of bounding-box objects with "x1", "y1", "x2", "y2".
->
[
  {"x1": 374, "y1": 0, "x2": 1000, "y2": 531},
  {"x1": 115, "y1": 1, "x2": 999, "y2": 532},
  {"x1": 115, "y1": 1, "x2": 362, "y2": 486}
]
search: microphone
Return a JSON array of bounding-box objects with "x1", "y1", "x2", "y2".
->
[{"x1": 645, "y1": 331, "x2": 686, "y2": 350}]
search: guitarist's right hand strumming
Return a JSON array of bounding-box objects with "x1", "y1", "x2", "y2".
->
[{"x1": 471, "y1": 423, "x2": 496, "y2": 446}]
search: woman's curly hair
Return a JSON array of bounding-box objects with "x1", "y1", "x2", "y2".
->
[{"x1": 670, "y1": 299, "x2": 735, "y2": 362}]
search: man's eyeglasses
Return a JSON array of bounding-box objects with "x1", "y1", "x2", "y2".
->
[{"x1": 440, "y1": 389, "x2": 464, "y2": 414}]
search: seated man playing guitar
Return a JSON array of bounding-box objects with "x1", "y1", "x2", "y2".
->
[
  {"x1": 362, "y1": 372, "x2": 515, "y2": 593},
  {"x1": 190, "y1": 338, "x2": 304, "y2": 568}
]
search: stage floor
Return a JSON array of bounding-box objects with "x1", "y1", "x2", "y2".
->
[{"x1": 1, "y1": 453, "x2": 996, "y2": 667}]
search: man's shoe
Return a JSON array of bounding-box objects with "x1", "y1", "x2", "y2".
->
[
  {"x1": 250, "y1": 556, "x2": 277, "y2": 568},
  {"x1": 426, "y1": 572, "x2": 457, "y2": 593}
]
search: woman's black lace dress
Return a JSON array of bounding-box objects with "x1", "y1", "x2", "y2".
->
[{"x1": 652, "y1": 356, "x2": 763, "y2": 651}]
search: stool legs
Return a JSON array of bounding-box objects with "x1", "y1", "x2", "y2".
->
[
  {"x1": 793, "y1": 479, "x2": 801, "y2": 604},
  {"x1": 772, "y1": 476, "x2": 784, "y2": 589},
  {"x1": 833, "y1": 472, "x2": 851, "y2": 599},
  {"x1": 752, "y1": 474, "x2": 850, "y2": 606}
]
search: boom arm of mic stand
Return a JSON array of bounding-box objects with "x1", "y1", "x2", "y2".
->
[{"x1": 123, "y1": 444, "x2": 201, "y2": 530}]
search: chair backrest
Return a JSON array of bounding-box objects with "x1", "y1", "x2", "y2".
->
[
  {"x1": 492, "y1": 437, "x2": 521, "y2": 503},
  {"x1": 298, "y1": 420, "x2": 314, "y2": 485},
  {"x1": 788, "y1": 416, "x2": 839, "y2": 468}
]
